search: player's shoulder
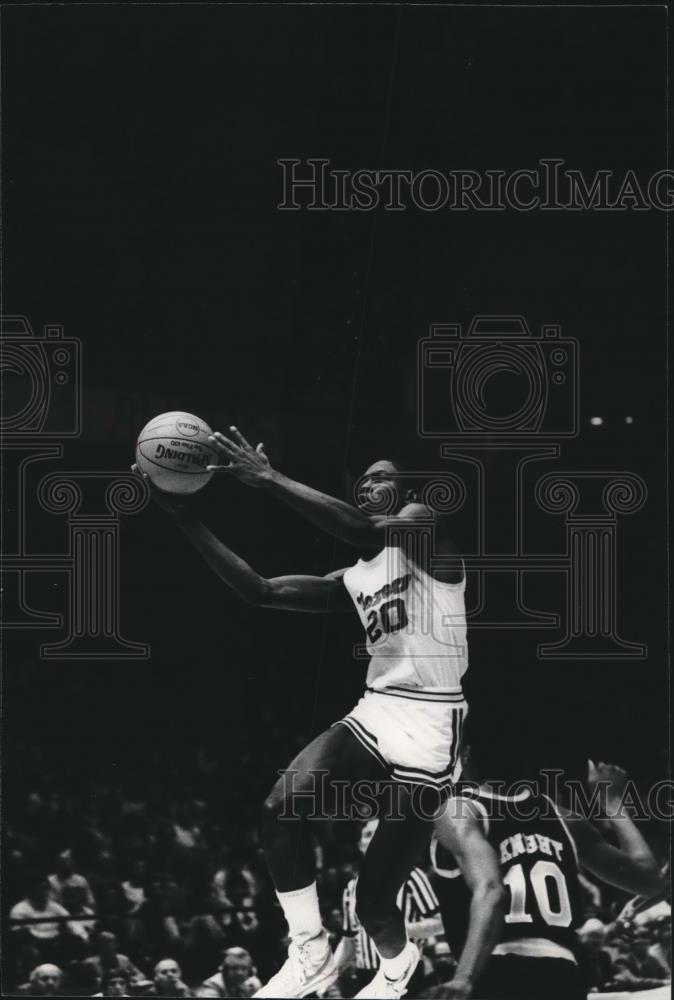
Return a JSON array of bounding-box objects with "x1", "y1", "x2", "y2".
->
[
  {"x1": 396, "y1": 502, "x2": 435, "y2": 522},
  {"x1": 323, "y1": 567, "x2": 348, "y2": 581},
  {"x1": 392, "y1": 503, "x2": 463, "y2": 580},
  {"x1": 397, "y1": 503, "x2": 461, "y2": 554}
]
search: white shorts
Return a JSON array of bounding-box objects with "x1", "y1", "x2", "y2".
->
[{"x1": 336, "y1": 685, "x2": 467, "y2": 789}]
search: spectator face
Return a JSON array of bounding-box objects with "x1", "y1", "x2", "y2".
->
[
  {"x1": 30, "y1": 964, "x2": 63, "y2": 995},
  {"x1": 154, "y1": 959, "x2": 182, "y2": 991},
  {"x1": 29, "y1": 880, "x2": 51, "y2": 910},
  {"x1": 103, "y1": 973, "x2": 128, "y2": 997},
  {"x1": 98, "y1": 932, "x2": 118, "y2": 958},
  {"x1": 358, "y1": 820, "x2": 378, "y2": 855},
  {"x1": 223, "y1": 950, "x2": 254, "y2": 989},
  {"x1": 56, "y1": 853, "x2": 74, "y2": 877}
]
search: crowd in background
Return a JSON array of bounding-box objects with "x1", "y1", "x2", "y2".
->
[{"x1": 3, "y1": 738, "x2": 670, "y2": 997}]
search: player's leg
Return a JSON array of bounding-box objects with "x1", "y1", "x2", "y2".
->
[
  {"x1": 261, "y1": 722, "x2": 387, "y2": 889},
  {"x1": 255, "y1": 723, "x2": 387, "y2": 998},
  {"x1": 354, "y1": 783, "x2": 442, "y2": 998}
]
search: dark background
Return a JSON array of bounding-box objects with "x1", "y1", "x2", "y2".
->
[{"x1": 1, "y1": 5, "x2": 669, "y2": 822}]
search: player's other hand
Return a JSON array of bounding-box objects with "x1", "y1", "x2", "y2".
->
[
  {"x1": 206, "y1": 427, "x2": 272, "y2": 486},
  {"x1": 130, "y1": 464, "x2": 187, "y2": 518},
  {"x1": 588, "y1": 760, "x2": 629, "y2": 811}
]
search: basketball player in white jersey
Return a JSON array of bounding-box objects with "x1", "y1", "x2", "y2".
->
[{"x1": 133, "y1": 432, "x2": 469, "y2": 999}]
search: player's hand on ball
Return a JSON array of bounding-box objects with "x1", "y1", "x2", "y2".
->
[
  {"x1": 130, "y1": 464, "x2": 186, "y2": 518},
  {"x1": 207, "y1": 427, "x2": 271, "y2": 486}
]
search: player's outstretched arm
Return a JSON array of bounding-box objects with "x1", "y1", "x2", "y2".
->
[
  {"x1": 433, "y1": 798, "x2": 507, "y2": 999},
  {"x1": 206, "y1": 429, "x2": 463, "y2": 580},
  {"x1": 206, "y1": 428, "x2": 387, "y2": 546},
  {"x1": 177, "y1": 516, "x2": 350, "y2": 612},
  {"x1": 132, "y1": 466, "x2": 350, "y2": 613},
  {"x1": 563, "y1": 761, "x2": 664, "y2": 899}
]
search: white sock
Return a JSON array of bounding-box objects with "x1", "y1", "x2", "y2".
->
[
  {"x1": 380, "y1": 940, "x2": 413, "y2": 980},
  {"x1": 276, "y1": 882, "x2": 323, "y2": 944}
]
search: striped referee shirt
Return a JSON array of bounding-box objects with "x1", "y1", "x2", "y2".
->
[{"x1": 341, "y1": 868, "x2": 440, "y2": 971}]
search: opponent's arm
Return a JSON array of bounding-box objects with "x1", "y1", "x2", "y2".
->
[
  {"x1": 406, "y1": 914, "x2": 444, "y2": 940},
  {"x1": 563, "y1": 762, "x2": 663, "y2": 899},
  {"x1": 134, "y1": 467, "x2": 350, "y2": 612},
  {"x1": 432, "y1": 799, "x2": 507, "y2": 999}
]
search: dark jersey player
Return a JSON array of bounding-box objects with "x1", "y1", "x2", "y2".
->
[{"x1": 431, "y1": 760, "x2": 664, "y2": 999}]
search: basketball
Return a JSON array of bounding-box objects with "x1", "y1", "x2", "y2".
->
[{"x1": 135, "y1": 411, "x2": 219, "y2": 494}]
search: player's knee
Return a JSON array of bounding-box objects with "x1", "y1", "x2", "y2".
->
[
  {"x1": 261, "y1": 772, "x2": 307, "y2": 831},
  {"x1": 261, "y1": 782, "x2": 286, "y2": 830}
]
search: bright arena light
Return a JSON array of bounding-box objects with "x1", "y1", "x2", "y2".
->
[
  {"x1": 590, "y1": 416, "x2": 604, "y2": 426},
  {"x1": 625, "y1": 416, "x2": 634, "y2": 424}
]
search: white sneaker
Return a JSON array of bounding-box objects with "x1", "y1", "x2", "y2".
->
[
  {"x1": 354, "y1": 942, "x2": 420, "y2": 999},
  {"x1": 253, "y1": 929, "x2": 338, "y2": 998}
]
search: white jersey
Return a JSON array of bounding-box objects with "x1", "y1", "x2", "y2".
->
[{"x1": 342, "y1": 545, "x2": 467, "y2": 692}]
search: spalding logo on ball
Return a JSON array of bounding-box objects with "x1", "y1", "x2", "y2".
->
[{"x1": 135, "y1": 411, "x2": 219, "y2": 494}]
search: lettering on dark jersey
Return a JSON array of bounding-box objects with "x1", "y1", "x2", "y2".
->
[
  {"x1": 356, "y1": 573, "x2": 411, "y2": 612},
  {"x1": 499, "y1": 833, "x2": 565, "y2": 864}
]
